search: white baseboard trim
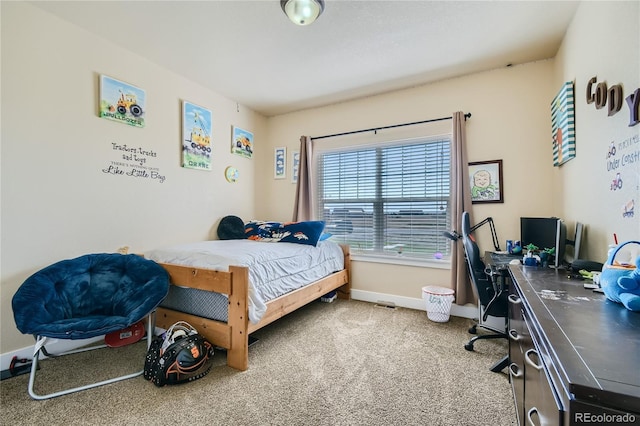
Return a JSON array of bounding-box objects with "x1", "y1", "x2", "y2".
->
[
  {"x1": 0, "y1": 336, "x2": 104, "y2": 372},
  {"x1": 350, "y1": 289, "x2": 477, "y2": 319},
  {"x1": 1, "y1": 325, "x2": 170, "y2": 373},
  {"x1": 349, "y1": 289, "x2": 508, "y2": 330}
]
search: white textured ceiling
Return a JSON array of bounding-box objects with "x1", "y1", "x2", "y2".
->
[{"x1": 31, "y1": 0, "x2": 580, "y2": 116}]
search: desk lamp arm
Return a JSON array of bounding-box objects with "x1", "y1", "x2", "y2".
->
[{"x1": 470, "y1": 217, "x2": 501, "y2": 252}]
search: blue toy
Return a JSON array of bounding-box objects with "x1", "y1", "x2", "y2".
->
[{"x1": 600, "y1": 241, "x2": 640, "y2": 312}]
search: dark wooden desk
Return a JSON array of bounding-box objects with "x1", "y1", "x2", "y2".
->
[
  {"x1": 508, "y1": 264, "x2": 640, "y2": 425},
  {"x1": 485, "y1": 250, "x2": 522, "y2": 268}
]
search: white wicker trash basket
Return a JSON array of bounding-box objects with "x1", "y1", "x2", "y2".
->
[{"x1": 422, "y1": 286, "x2": 455, "y2": 323}]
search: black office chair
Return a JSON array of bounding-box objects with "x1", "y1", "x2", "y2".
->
[{"x1": 461, "y1": 211, "x2": 509, "y2": 373}]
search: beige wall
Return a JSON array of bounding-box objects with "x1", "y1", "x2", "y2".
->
[
  {"x1": 1, "y1": 3, "x2": 266, "y2": 353},
  {"x1": 552, "y1": 1, "x2": 640, "y2": 262},
  {"x1": 261, "y1": 61, "x2": 557, "y2": 300}
]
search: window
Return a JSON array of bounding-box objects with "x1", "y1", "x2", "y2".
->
[{"x1": 316, "y1": 136, "x2": 452, "y2": 263}]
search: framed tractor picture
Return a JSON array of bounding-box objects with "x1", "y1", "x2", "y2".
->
[
  {"x1": 231, "y1": 126, "x2": 254, "y2": 159},
  {"x1": 182, "y1": 101, "x2": 212, "y2": 171},
  {"x1": 99, "y1": 75, "x2": 146, "y2": 128}
]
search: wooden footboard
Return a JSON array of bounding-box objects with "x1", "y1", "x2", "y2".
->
[{"x1": 155, "y1": 244, "x2": 350, "y2": 371}]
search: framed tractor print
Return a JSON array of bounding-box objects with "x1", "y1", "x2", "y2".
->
[
  {"x1": 231, "y1": 126, "x2": 254, "y2": 159},
  {"x1": 182, "y1": 101, "x2": 212, "y2": 171},
  {"x1": 99, "y1": 75, "x2": 146, "y2": 128}
]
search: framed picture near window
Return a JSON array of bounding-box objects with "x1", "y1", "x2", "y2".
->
[
  {"x1": 469, "y1": 160, "x2": 503, "y2": 204},
  {"x1": 274, "y1": 147, "x2": 286, "y2": 179},
  {"x1": 291, "y1": 151, "x2": 300, "y2": 184}
]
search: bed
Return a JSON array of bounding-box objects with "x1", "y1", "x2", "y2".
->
[{"x1": 145, "y1": 239, "x2": 350, "y2": 371}]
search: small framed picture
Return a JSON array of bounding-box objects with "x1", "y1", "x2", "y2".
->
[
  {"x1": 99, "y1": 75, "x2": 146, "y2": 128},
  {"x1": 291, "y1": 151, "x2": 300, "y2": 184},
  {"x1": 231, "y1": 126, "x2": 253, "y2": 159},
  {"x1": 274, "y1": 147, "x2": 286, "y2": 179},
  {"x1": 469, "y1": 160, "x2": 503, "y2": 204}
]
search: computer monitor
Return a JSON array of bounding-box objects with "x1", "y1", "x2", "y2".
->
[{"x1": 520, "y1": 217, "x2": 567, "y2": 268}]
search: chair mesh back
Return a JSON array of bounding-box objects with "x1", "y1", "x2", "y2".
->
[{"x1": 461, "y1": 212, "x2": 496, "y2": 308}]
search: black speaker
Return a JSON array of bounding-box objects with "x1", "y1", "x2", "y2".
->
[{"x1": 570, "y1": 259, "x2": 604, "y2": 272}]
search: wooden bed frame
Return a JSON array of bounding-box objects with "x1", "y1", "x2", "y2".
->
[{"x1": 154, "y1": 244, "x2": 350, "y2": 371}]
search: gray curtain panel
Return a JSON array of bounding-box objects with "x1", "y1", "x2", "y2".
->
[
  {"x1": 450, "y1": 111, "x2": 475, "y2": 305},
  {"x1": 293, "y1": 135, "x2": 314, "y2": 222}
]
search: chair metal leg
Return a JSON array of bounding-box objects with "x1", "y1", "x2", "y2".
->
[
  {"x1": 464, "y1": 332, "x2": 507, "y2": 351},
  {"x1": 27, "y1": 313, "x2": 154, "y2": 400},
  {"x1": 463, "y1": 323, "x2": 509, "y2": 373},
  {"x1": 490, "y1": 355, "x2": 510, "y2": 373}
]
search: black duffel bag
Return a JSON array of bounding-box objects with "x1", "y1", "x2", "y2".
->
[{"x1": 144, "y1": 321, "x2": 214, "y2": 387}]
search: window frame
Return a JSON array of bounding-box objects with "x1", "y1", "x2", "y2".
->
[{"x1": 314, "y1": 134, "x2": 453, "y2": 266}]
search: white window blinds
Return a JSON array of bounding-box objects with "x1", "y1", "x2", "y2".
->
[{"x1": 317, "y1": 136, "x2": 452, "y2": 262}]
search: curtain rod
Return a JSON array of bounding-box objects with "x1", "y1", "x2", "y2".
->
[{"x1": 311, "y1": 112, "x2": 471, "y2": 141}]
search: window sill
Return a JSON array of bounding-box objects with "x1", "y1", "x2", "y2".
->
[{"x1": 351, "y1": 254, "x2": 451, "y2": 269}]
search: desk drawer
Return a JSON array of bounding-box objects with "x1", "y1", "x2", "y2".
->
[
  {"x1": 508, "y1": 291, "x2": 526, "y2": 425},
  {"x1": 524, "y1": 346, "x2": 563, "y2": 426},
  {"x1": 524, "y1": 311, "x2": 564, "y2": 426}
]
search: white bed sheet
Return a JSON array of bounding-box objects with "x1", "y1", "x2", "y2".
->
[{"x1": 145, "y1": 239, "x2": 345, "y2": 323}]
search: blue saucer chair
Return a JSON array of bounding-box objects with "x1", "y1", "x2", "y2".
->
[{"x1": 12, "y1": 253, "x2": 170, "y2": 399}]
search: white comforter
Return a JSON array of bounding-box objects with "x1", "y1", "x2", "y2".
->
[{"x1": 145, "y1": 239, "x2": 345, "y2": 323}]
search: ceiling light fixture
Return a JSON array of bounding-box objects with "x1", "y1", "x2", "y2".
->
[{"x1": 280, "y1": 0, "x2": 325, "y2": 26}]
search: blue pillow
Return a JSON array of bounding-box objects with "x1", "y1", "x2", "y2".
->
[
  {"x1": 245, "y1": 221, "x2": 326, "y2": 246},
  {"x1": 319, "y1": 232, "x2": 332, "y2": 241},
  {"x1": 245, "y1": 221, "x2": 278, "y2": 240}
]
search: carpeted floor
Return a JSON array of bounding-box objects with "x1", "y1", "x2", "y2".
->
[{"x1": 0, "y1": 299, "x2": 516, "y2": 425}]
